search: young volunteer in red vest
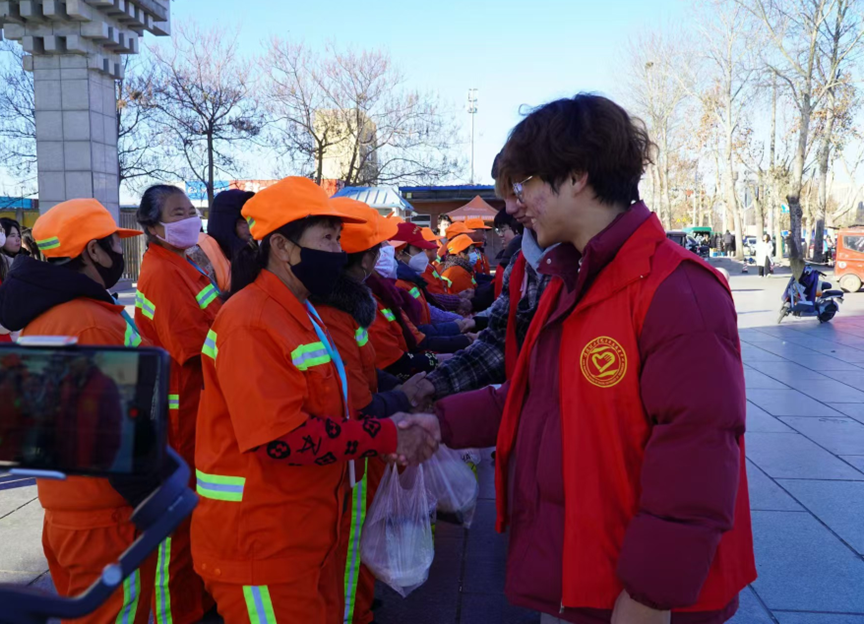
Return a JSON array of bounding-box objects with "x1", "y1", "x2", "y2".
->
[
  {"x1": 191, "y1": 177, "x2": 440, "y2": 624},
  {"x1": 431, "y1": 95, "x2": 756, "y2": 623},
  {"x1": 135, "y1": 185, "x2": 221, "y2": 624},
  {"x1": 0, "y1": 199, "x2": 156, "y2": 624}
]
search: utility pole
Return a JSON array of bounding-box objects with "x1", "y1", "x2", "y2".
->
[{"x1": 467, "y1": 88, "x2": 478, "y2": 184}]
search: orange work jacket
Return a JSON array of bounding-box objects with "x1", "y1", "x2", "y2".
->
[
  {"x1": 441, "y1": 264, "x2": 476, "y2": 294},
  {"x1": 422, "y1": 265, "x2": 451, "y2": 295},
  {"x1": 191, "y1": 270, "x2": 348, "y2": 586},
  {"x1": 197, "y1": 233, "x2": 231, "y2": 294},
  {"x1": 473, "y1": 253, "x2": 491, "y2": 275},
  {"x1": 497, "y1": 217, "x2": 756, "y2": 612},
  {"x1": 135, "y1": 243, "x2": 222, "y2": 468},
  {"x1": 366, "y1": 298, "x2": 409, "y2": 369},
  {"x1": 395, "y1": 279, "x2": 430, "y2": 325},
  {"x1": 21, "y1": 297, "x2": 144, "y2": 512}
]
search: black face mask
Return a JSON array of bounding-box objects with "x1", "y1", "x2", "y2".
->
[
  {"x1": 94, "y1": 246, "x2": 125, "y2": 290},
  {"x1": 290, "y1": 246, "x2": 347, "y2": 298}
]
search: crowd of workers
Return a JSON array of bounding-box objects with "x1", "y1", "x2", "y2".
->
[{"x1": 0, "y1": 93, "x2": 755, "y2": 624}]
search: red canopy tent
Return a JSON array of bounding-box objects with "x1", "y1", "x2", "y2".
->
[{"x1": 446, "y1": 195, "x2": 498, "y2": 222}]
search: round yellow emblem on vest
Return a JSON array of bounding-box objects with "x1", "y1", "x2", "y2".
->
[{"x1": 580, "y1": 336, "x2": 627, "y2": 388}]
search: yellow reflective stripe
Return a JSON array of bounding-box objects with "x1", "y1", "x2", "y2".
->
[
  {"x1": 380, "y1": 308, "x2": 396, "y2": 322},
  {"x1": 343, "y1": 463, "x2": 367, "y2": 623},
  {"x1": 202, "y1": 330, "x2": 218, "y2": 361},
  {"x1": 355, "y1": 327, "x2": 369, "y2": 347},
  {"x1": 155, "y1": 538, "x2": 173, "y2": 624},
  {"x1": 443, "y1": 276, "x2": 453, "y2": 287},
  {"x1": 168, "y1": 394, "x2": 179, "y2": 410},
  {"x1": 135, "y1": 290, "x2": 156, "y2": 320},
  {"x1": 36, "y1": 236, "x2": 60, "y2": 251},
  {"x1": 195, "y1": 284, "x2": 219, "y2": 310},
  {"x1": 409, "y1": 287, "x2": 421, "y2": 299},
  {"x1": 471, "y1": 277, "x2": 477, "y2": 286},
  {"x1": 114, "y1": 568, "x2": 141, "y2": 624},
  {"x1": 124, "y1": 322, "x2": 142, "y2": 347},
  {"x1": 291, "y1": 341, "x2": 331, "y2": 371},
  {"x1": 195, "y1": 468, "x2": 245, "y2": 502},
  {"x1": 243, "y1": 586, "x2": 277, "y2": 624}
]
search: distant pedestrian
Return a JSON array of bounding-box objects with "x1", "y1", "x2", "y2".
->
[
  {"x1": 724, "y1": 230, "x2": 734, "y2": 256},
  {"x1": 756, "y1": 234, "x2": 773, "y2": 277}
]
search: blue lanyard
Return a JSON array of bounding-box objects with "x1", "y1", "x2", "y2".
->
[
  {"x1": 304, "y1": 301, "x2": 349, "y2": 421},
  {"x1": 186, "y1": 258, "x2": 221, "y2": 293}
]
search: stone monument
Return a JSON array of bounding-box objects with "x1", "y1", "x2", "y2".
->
[{"x1": 0, "y1": 0, "x2": 170, "y2": 220}]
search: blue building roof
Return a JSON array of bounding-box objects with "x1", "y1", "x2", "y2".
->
[
  {"x1": 331, "y1": 186, "x2": 415, "y2": 213},
  {"x1": 400, "y1": 185, "x2": 494, "y2": 193}
]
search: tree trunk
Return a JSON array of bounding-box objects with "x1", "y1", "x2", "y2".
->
[
  {"x1": 787, "y1": 97, "x2": 811, "y2": 279},
  {"x1": 207, "y1": 129, "x2": 215, "y2": 209},
  {"x1": 770, "y1": 77, "x2": 782, "y2": 262},
  {"x1": 725, "y1": 125, "x2": 744, "y2": 260}
]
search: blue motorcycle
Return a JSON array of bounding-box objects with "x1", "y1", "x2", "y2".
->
[{"x1": 778, "y1": 265, "x2": 844, "y2": 324}]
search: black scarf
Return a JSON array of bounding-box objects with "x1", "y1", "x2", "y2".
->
[{"x1": 310, "y1": 274, "x2": 377, "y2": 328}]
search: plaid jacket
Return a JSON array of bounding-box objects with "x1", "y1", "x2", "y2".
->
[{"x1": 428, "y1": 251, "x2": 551, "y2": 398}]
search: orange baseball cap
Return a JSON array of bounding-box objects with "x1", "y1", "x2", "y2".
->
[
  {"x1": 390, "y1": 222, "x2": 438, "y2": 250},
  {"x1": 446, "y1": 222, "x2": 475, "y2": 240},
  {"x1": 465, "y1": 218, "x2": 492, "y2": 230},
  {"x1": 33, "y1": 198, "x2": 141, "y2": 259},
  {"x1": 338, "y1": 200, "x2": 400, "y2": 254},
  {"x1": 242, "y1": 177, "x2": 364, "y2": 241},
  {"x1": 422, "y1": 227, "x2": 443, "y2": 242},
  {"x1": 384, "y1": 213, "x2": 406, "y2": 225},
  {"x1": 447, "y1": 234, "x2": 475, "y2": 256}
]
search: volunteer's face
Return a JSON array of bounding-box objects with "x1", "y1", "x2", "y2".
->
[
  {"x1": 297, "y1": 222, "x2": 343, "y2": 254},
  {"x1": 3, "y1": 227, "x2": 21, "y2": 254},
  {"x1": 425, "y1": 248, "x2": 437, "y2": 262},
  {"x1": 504, "y1": 193, "x2": 531, "y2": 228},
  {"x1": 235, "y1": 218, "x2": 252, "y2": 242},
  {"x1": 521, "y1": 175, "x2": 582, "y2": 249},
  {"x1": 499, "y1": 225, "x2": 517, "y2": 246},
  {"x1": 361, "y1": 247, "x2": 380, "y2": 276},
  {"x1": 150, "y1": 193, "x2": 196, "y2": 240}
]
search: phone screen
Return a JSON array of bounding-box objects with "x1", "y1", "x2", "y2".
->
[{"x1": 0, "y1": 345, "x2": 169, "y2": 476}]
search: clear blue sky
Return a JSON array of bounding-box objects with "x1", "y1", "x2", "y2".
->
[{"x1": 173, "y1": 0, "x2": 688, "y2": 186}]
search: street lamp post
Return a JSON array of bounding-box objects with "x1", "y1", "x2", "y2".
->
[{"x1": 467, "y1": 88, "x2": 478, "y2": 184}]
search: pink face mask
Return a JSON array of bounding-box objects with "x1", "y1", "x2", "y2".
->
[{"x1": 158, "y1": 216, "x2": 202, "y2": 250}]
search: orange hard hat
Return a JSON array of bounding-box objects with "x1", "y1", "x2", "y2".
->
[
  {"x1": 33, "y1": 199, "x2": 141, "y2": 259},
  {"x1": 338, "y1": 200, "x2": 400, "y2": 254},
  {"x1": 447, "y1": 234, "x2": 475, "y2": 256},
  {"x1": 421, "y1": 227, "x2": 443, "y2": 242},
  {"x1": 445, "y1": 222, "x2": 475, "y2": 240},
  {"x1": 465, "y1": 218, "x2": 492, "y2": 230},
  {"x1": 242, "y1": 177, "x2": 364, "y2": 241}
]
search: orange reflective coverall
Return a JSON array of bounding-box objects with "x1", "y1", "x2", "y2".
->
[
  {"x1": 316, "y1": 305, "x2": 383, "y2": 624},
  {"x1": 441, "y1": 264, "x2": 477, "y2": 294},
  {"x1": 192, "y1": 270, "x2": 351, "y2": 623},
  {"x1": 22, "y1": 297, "x2": 156, "y2": 624},
  {"x1": 395, "y1": 279, "x2": 431, "y2": 325},
  {"x1": 136, "y1": 243, "x2": 222, "y2": 624},
  {"x1": 367, "y1": 300, "x2": 409, "y2": 369},
  {"x1": 473, "y1": 253, "x2": 491, "y2": 275},
  {"x1": 422, "y1": 265, "x2": 450, "y2": 295}
]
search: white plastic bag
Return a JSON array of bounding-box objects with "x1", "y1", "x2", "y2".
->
[
  {"x1": 360, "y1": 463, "x2": 435, "y2": 597},
  {"x1": 424, "y1": 445, "x2": 480, "y2": 528}
]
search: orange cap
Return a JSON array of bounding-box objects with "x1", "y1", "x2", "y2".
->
[
  {"x1": 465, "y1": 218, "x2": 492, "y2": 230},
  {"x1": 338, "y1": 200, "x2": 400, "y2": 254},
  {"x1": 447, "y1": 234, "x2": 475, "y2": 256},
  {"x1": 384, "y1": 213, "x2": 406, "y2": 225},
  {"x1": 446, "y1": 221, "x2": 475, "y2": 239},
  {"x1": 421, "y1": 227, "x2": 443, "y2": 242},
  {"x1": 242, "y1": 177, "x2": 364, "y2": 241},
  {"x1": 33, "y1": 199, "x2": 141, "y2": 259}
]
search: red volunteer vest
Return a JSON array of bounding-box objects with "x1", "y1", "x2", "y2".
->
[
  {"x1": 496, "y1": 215, "x2": 756, "y2": 611},
  {"x1": 504, "y1": 253, "x2": 527, "y2": 380}
]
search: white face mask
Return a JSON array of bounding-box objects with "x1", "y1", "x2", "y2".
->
[
  {"x1": 375, "y1": 245, "x2": 398, "y2": 279},
  {"x1": 158, "y1": 216, "x2": 202, "y2": 250},
  {"x1": 408, "y1": 251, "x2": 429, "y2": 273}
]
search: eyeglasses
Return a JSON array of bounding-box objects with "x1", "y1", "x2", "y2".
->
[
  {"x1": 512, "y1": 176, "x2": 534, "y2": 202},
  {"x1": 495, "y1": 226, "x2": 513, "y2": 236}
]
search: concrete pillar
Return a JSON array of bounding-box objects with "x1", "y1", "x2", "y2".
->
[{"x1": 0, "y1": 0, "x2": 170, "y2": 223}]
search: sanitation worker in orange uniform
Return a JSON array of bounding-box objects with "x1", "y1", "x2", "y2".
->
[
  {"x1": 0, "y1": 198, "x2": 155, "y2": 624},
  {"x1": 191, "y1": 177, "x2": 441, "y2": 624},
  {"x1": 135, "y1": 185, "x2": 221, "y2": 624},
  {"x1": 312, "y1": 198, "x2": 428, "y2": 624},
  {"x1": 441, "y1": 234, "x2": 479, "y2": 294}
]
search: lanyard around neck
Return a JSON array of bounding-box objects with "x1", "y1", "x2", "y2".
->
[{"x1": 304, "y1": 301, "x2": 349, "y2": 422}]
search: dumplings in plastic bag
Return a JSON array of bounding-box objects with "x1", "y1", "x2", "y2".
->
[
  {"x1": 360, "y1": 463, "x2": 435, "y2": 597},
  {"x1": 424, "y1": 444, "x2": 480, "y2": 528}
]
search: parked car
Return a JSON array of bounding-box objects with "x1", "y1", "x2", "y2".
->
[{"x1": 744, "y1": 236, "x2": 757, "y2": 256}]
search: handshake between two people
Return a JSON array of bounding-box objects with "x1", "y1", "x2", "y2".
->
[{"x1": 385, "y1": 412, "x2": 441, "y2": 466}]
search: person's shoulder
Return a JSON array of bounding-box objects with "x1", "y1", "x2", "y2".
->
[{"x1": 27, "y1": 298, "x2": 126, "y2": 343}]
